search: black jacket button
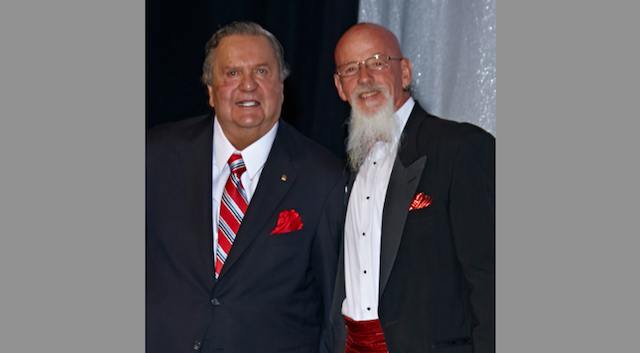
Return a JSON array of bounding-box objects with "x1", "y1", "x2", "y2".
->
[
  {"x1": 211, "y1": 298, "x2": 220, "y2": 306},
  {"x1": 193, "y1": 341, "x2": 201, "y2": 350}
]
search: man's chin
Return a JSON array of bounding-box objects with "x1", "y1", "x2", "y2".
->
[{"x1": 354, "y1": 99, "x2": 384, "y2": 117}]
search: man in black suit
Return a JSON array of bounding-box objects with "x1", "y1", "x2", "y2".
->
[
  {"x1": 147, "y1": 21, "x2": 347, "y2": 353},
  {"x1": 329, "y1": 23, "x2": 494, "y2": 353}
]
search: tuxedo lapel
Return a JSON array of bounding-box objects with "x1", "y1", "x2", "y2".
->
[
  {"x1": 379, "y1": 104, "x2": 428, "y2": 298},
  {"x1": 379, "y1": 155, "x2": 426, "y2": 297},
  {"x1": 217, "y1": 121, "x2": 297, "y2": 279},
  {"x1": 174, "y1": 116, "x2": 216, "y2": 286}
]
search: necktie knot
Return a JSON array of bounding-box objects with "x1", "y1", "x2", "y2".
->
[{"x1": 227, "y1": 153, "x2": 246, "y2": 177}]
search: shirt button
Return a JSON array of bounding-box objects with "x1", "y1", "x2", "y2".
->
[
  {"x1": 210, "y1": 298, "x2": 220, "y2": 306},
  {"x1": 193, "y1": 341, "x2": 202, "y2": 350},
  {"x1": 364, "y1": 270, "x2": 367, "y2": 274},
  {"x1": 367, "y1": 307, "x2": 371, "y2": 310},
  {"x1": 362, "y1": 232, "x2": 365, "y2": 236},
  {"x1": 373, "y1": 161, "x2": 377, "y2": 165},
  {"x1": 366, "y1": 196, "x2": 370, "y2": 199}
]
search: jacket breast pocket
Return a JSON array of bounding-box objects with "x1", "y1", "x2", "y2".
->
[
  {"x1": 265, "y1": 229, "x2": 306, "y2": 247},
  {"x1": 405, "y1": 204, "x2": 445, "y2": 227}
]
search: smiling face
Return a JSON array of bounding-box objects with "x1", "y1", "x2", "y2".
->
[
  {"x1": 333, "y1": 23, "x2": 412, "y2": 115},
  {"x1": 207, "y1": 35, "x2": 284, "y2": 150}
]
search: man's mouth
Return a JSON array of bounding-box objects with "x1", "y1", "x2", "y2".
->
[
  {"x1": 236, "y1": 101, "x2": 259, "y2": 107},
  {"x1": 360, "y1": 91, "x2": 379, "y2": 99}
]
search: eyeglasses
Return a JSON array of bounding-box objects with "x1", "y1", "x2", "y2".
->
[{"x1": 335, "y1": 54, "x2": 403, "y2": 77}]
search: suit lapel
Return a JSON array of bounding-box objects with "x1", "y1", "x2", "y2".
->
[
  {"x1": 218, "y1": 121, "x2": 297, "y2": 279},
  {"x1": 330, "y1": 236, "x2": 346, "y2": 323},
  {"x1": 379, "y1": 156, "x2": 426, "y2": 297},
  {"x1": 174, "y1": 115, "x2": 216, "y2": 286},
  {"x1": 330, "y1": 165, "x2": 354, "y2": 328},
  {"x1": 379, "y1": 104, "x2": 428, "y2": 298}
]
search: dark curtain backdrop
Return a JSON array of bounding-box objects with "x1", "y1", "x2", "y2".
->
[{"x1": 146, "y1": 0, "x2": 360, "y2": 160}]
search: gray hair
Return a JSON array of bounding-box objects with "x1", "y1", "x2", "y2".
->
[{"x1": 201, "y1": 21, "x2": 290, "y2": 85}]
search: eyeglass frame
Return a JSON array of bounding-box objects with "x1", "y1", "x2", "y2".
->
[{"x1": 335, "y1": 54, "x2": 403, "y2": 77}]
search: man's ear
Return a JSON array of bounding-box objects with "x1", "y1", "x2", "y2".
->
[
  {"x1": 401, "y1": 58, "x2": 413, "y2": 89},
  {"x1": 206, "y1": 85, "x2": 215, "y2": 108},
  {"x1": 333, "y1": 74, "x2": 349, "y2": 102}
]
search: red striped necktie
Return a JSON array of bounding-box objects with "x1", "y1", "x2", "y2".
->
[{"x1": 216, "y1": 153, "x2": 248, "y2": 279}]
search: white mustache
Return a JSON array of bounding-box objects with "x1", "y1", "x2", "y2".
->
[{"x1": 351, "y1": 84, "x2": 388, "y2": 101}]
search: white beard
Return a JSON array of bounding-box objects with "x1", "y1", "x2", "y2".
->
[{"x1": 345, "y1": 84, "x2": 399, "y2": 172}]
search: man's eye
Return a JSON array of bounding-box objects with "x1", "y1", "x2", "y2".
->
[
  {"x1": 346, "y1": 67, "x2": 355, "y2": 72},
  {"x1": 257, "y1": 69, "x2": 266, "y2": 75},
  {"x1": 229, "y1": 71, "x2": 237, "y2": 76}
]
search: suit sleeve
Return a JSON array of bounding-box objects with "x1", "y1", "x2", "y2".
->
[
  {"x1": 449, "y1": 129, "x2": 495, "y2": 353},
  {"x1": 311, "y1": 171, "x2": 349, "y2": 353}
]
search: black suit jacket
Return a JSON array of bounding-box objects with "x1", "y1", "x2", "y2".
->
[
  {"x1": 330, "y1": 103, "x2": 495, "y2": 353},
  {"x1": 147, "y1": 114, "x2": 348, "y2": 353}
]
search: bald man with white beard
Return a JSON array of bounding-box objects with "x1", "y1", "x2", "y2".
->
[{"x1": 328, "y1": 23, "x2": 495, "y2": 353}]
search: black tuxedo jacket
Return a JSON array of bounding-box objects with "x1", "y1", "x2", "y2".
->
[
  {"x1": 329, "y1": 104, "x2": 495, "y2": 353},
  {"x1": 147, "y1": 114, "x2": 348, "y2": 353}
]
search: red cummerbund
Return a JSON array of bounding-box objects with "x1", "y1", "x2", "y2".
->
[{"x1": 343, "y1": 316, "x2": 388, "y2": 353}]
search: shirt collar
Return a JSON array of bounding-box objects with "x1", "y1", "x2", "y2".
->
[
  {"x1": 394, "y1": 96, "x2": 415, "y2": 138},
  {"x1": 213, "y1": 117, "x2": 279, "y2": 180}
]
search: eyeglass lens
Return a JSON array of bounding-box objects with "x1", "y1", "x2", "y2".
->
[{"x1": 338, "y1": 55, "x2": 390, "y2": 76}]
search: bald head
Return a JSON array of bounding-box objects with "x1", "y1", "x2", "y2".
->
[
  {"x1": 334, "y1": 23, "x2": 403, "y2": 63},
  {"x1": 333, "y1": 23, "x2": 412, "y2": 112}
]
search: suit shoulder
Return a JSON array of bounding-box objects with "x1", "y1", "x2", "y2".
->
[
  {"x1": 416, "y1": 114, "x2": 493, "y2": 151},
  {"x1": 147, "y1": 114, "x2": 211, "y2": 144},
  {"x1": 423, "y1": 114, "x2": 493, "y2": 140},
  {"x1": 404, "y1": 112, "x2": 494, "y2": 163}
]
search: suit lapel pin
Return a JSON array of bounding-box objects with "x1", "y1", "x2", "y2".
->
[{"x1": 281, "y1": 174, "x2": 287, "y2": 181}]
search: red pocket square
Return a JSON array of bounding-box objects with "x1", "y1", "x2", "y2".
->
[
  {"x1": 270, "y1": 209, "x2": 304, "y2": 235},
  {"x1": 408, "y1": 192, "x2": 433, "y2": 211}
]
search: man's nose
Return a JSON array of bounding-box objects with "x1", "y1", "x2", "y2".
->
[
  {"x1": 240, "y1": 72, "x2": 258, "y2": 91},
  {"x1": 357, "y1": 65, "x2": 374, "y2": 84}
]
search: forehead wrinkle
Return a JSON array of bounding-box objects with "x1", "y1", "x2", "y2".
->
[
  {"x1": 215, "y1": 36, "x2": 277, "y2": 62},
  {"x1": 220, "y1": 61, "x2": 271, "y2": 70}
]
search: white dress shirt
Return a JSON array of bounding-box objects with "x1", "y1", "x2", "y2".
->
[
  {"x1": 342, "y1": 97, "x2": 415, "y2": 321},
  {"x1": 211, "y1": 117, "x2": 278, "y2": 269}
]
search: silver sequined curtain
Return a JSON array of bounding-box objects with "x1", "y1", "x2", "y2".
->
[{"x1": 358, "y1": 0, "x2": 496, "y2": 136}]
